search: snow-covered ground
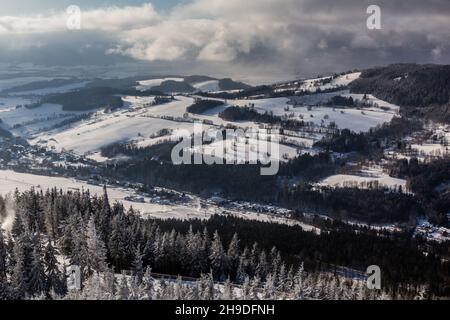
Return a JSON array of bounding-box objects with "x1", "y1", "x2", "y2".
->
[
  {"x1": 298, "y1": 72, "x2": 361, "y2": 93},
  {"x1": 274, "y1": 72, "x2": 361, "y2": 94},
  {"x1": 319, "y1": 167, "x2": 407, "y2": 192}
]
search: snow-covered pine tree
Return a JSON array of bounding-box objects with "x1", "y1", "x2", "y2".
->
[
  {"x1": 142, "y1": 266, "x2": 154, "y2": 300},
  {"x1": 222, "y1": 277, "x2": 234, "y2": 300},
  {"x1": 293, "y1": 263, "x2": 305, "y2": 300},
  {"x1": 270, "y1": 247, "x2": 281, "y2": 276},
  {"x1": 256, "y1": 249, "x2": 268, "y2": 280},
  {"x1": 209, "y1": 231, "x2": 225, "y2": 281},
  {"x1": 116, "y1": 272, "x2": 130, "y2": 300},
  {"x1": 132, "y1": 244, "x2": 144, "y2": 285},
  {"x1": 43, "y1": 240, "x2": 65, "y2": 296},
  {"x1": 68, "y1": 212, "x2": 88, "y2": 275},
  {"x1": 28, "y1": 235, "x2": 46, "y2": 297},
  {"x1": 276, "y1": 263, "x2": 287, "y2": 293},
  {"x1": 249, "y1": 275, "x2": 261, "y2": 300},
  {"x1": 226, "y1": 233, "x2": 240, "y2": 279},
  {"x1": 236, "y1": 247, "x2": 250, "y2": 283},
  {"x1": 263, "y1": 273, "x2": 276, "y2": 300},
  {"x1": 11, "y1": 235, "x2": 28, "y2": 297},
  {"x1": 86, "y1": 215, "x2": 108, "y2": 275},
  {"x1": 0, "y1": 227, "x2": 7, "y2": 282},
  {"x1": 241, "y1": 276, "x2": 251, "y2": 300},
  {"x1": 103, "y1": 268, "x2": 117, "y2": 300}
]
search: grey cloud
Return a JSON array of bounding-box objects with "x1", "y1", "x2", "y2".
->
[{"x1": 0, "y1": 0, "x2": 449, "y2": 82}]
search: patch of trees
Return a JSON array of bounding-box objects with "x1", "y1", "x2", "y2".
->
[
  {"x1": 314, "y1": 129, "x2": 368, "y2": 153},
  {"x1": 151, "y1": 80, "x2": 196, "y2": 93},
  {"x1": 315, "y1": 117, "x2": 423, "y2": 154},
  {"x1": 278, "y1": 185, "x2": 421, "y2": 224},
  {"x1": 219, "y1": 106, "x2": 280, "y2": 123},
  {"x1": 30, "y1": 87, "x2": 124, "y2": 111},
  {"x1": 187, "y1": 99, "x2": 224, "y2": 114},
  {"x1": 101, "y1": 140, "x2": 178, "y2": 162},
  {"x1": 218, "y1": 78, "x2": 251, "y2": 91},
  {"x1": 389, "y1": 158, "x2": 450, "y2": 226},
  {"x1": 327, "y1": 96, "x2": 355, "y2": 107}
]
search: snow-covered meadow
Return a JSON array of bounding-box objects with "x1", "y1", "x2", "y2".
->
[{"x1": 318, "y1": 167, "x2": 407, "y2": 192}]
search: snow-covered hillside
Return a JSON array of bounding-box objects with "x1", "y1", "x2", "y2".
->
[
  {"x1": 192, "y1": 80, "x2": 220, "y2": 92},
  {"x1": 136, "y1": 78, "x2": 184, "y2": 91}
]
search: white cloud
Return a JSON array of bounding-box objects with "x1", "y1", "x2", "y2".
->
[{"x1": 0, "y1": 3, "x2": 160, "y2": 34}]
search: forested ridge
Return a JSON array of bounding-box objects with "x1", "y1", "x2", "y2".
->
[
  {"x1": 350, "y1": 63, "x2": 450, "y2": 123},
  {"x1": 0, "y1": 188, "x2": 448, "y2": 300}
]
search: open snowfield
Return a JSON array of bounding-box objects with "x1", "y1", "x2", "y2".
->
[
  {"x1": 32, "y1": 110, "x2": 192, "y2": 154},
  {"x1": 136, "y1": 77, "x2": 184, "y2": 91},
  {"x1": 319, "y1": 167, "x2": 407, "y2": 192},
  {"x1": 191, "y1": 135, "x2": 299, "y2": 163}
]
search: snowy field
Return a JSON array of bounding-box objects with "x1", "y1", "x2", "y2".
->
[
  {"x1": 319, "y1": 168, "x2": 407, "y2": 192},
  {"x1": 228, "y1": 96, "x2": 396, "y2": 133}
]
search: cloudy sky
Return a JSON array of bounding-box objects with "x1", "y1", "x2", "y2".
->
[{"x1": 0, "y1": 0, "x2": 449, "y2": 82}]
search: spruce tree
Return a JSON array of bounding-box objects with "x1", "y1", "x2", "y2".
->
[
  {"x1": 209, "y1": 231, "x2": 225, "y2": 281},
  {"x1": 86, "y1": 215, "x2": 108, "y2": 274},
  {"x1": 0, "y1": 228, "x2": 7, "y2": 282},
  {"x1": 132, "y1": 244, "x2": 144, "y2": 285}
]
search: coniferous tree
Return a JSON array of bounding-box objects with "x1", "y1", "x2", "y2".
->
[
  {"x1": 86, "y1": 215, "x2": 108, "y2": 274},
  {"x1": 226, "y1": 233, "x2": 240, "y2": 279},
  {"x1": 43, "y1": 240, "x2": 65, "y2": 296},
  {"x1": 209, "y1": 231, "x2": 225, "y2": 281},
  {"x1": 132, "y1": 244, "x2": 144, "y2": 285},
  {"x1": 116, "y1": 273, "x2": 130, "y2": 300},
  {"x1": 28, "y1": 237, "x2": 46, "y2": 296},
  {"x1": 11, "y1": 236, "x2": 28, "y2": 298},
  {"x1": 0, "y1": 228, "x2": 7, "y2": 282}
]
